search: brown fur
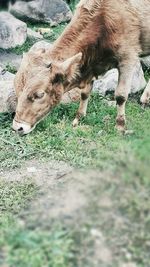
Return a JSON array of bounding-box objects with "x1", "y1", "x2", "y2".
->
[{"x1": 13, "y1": 0, "x2": 150, "y2": 134}]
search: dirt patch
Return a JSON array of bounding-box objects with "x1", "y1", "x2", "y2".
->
[{"x1": 1, "y1": 160, "x2": 147, "y2": 267}]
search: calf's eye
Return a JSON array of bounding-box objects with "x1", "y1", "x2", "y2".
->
[
  {"x1": 34, "y1": 92, "x2": 45, "y2": 99},
  {"x1": 27, "y1": 95, "x2": 34, "y2": 102}
]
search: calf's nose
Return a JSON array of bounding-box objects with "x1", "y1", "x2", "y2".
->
[
  {"x1": 12, "y1": 122, "x2": 25, "y2": 135},
  {"x1": 17, "y1": 126, "x2": 24, "y2": 135},
  {"x1": 12, "y1": 119, "x2": 32, "y2": 135}
]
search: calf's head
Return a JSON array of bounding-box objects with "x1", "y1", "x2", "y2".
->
[{"x1": 13, "y1": 52, "x2": 82, "y2": 135}]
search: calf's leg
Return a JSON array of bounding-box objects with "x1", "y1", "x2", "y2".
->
[
  {"x1": 140, "y1": 80, "x2": 150, "y2": 106},
  {"x1": 115, "y1": 57, "x2": 139, "y2": 132},
  {"x1": 72, "y1": 83, "x2": 92, "y2": 127}
]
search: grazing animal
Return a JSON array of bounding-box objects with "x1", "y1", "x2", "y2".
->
[{"x1": 13, "y1": 0, "x2": 150, "y2": 135}]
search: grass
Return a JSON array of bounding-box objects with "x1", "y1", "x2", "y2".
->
[
  {"x1": 0, "y1": 93, "x2": 150, "y2": 174},
  {"x1": 0, "y1": 92, "x2": 150, "y2": 266},
  {"x1": 5, "y1": 63, "x2": 17, "y2": 74},
  {"x1": 144, "y1": 69, "x2": 150, "y2": 81},
  {"x1": 68, "y1": 0, "x2": 80, "y2": 11},
  {"x1": 0, "y1": 180, "x2": 74, "y2": 267},
  {"x1": 1, "y1": 227, "x2": 74, "y2": 267}
]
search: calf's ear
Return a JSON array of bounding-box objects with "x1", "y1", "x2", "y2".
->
[{"x1": 61, "y1": 52, "x2": 82, "y2": 81}]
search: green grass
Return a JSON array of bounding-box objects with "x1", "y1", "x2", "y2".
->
[
  {"x1": 0, "y1": 227, "x2": 74, "y2": 267},
  {"x1": 68, "y1": 0, "x2": 79, "y2": 11},
  {"x1": 144, "y1": 69, "x2": 150, "y2": 81},
  {"x1": 0, "y1": 94, "x2": 150, "y2": 175},
  {"x1": 0, "y1": 181, "x2": 74, "y2": 267},
  {"x1": 1, "y1": 93, "x2": 150, "y2": 266},
  {"x1": 0, "y1": 83, "x2": 150, "y2": 266},
  {"x1": 5, "y1": 63, "x2": 17, "y2": 74}
]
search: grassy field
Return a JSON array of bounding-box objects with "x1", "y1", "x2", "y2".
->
[
  {"x1": 1, "y1": 92, "x2": 150, "y2": 267},
  {"x1": 0, "y1": 4, "x2": 150, "y2": 266},
  {"x1": 0, "y1": 93, "x2": 150, "y2": 172}
]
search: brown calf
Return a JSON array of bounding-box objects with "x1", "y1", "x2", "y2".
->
[{"x1": 13, "y1": 0, "x2": 150, "y2": 134}]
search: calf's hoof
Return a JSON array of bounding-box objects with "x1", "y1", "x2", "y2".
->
[
  {"x1": 72, "y1": 118, "x2": 79, "y2": 127},
  {"x1": 115, "y1": 124, "x2": 125, "y2": 134}
]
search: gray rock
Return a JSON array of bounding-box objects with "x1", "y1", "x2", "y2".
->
[
  {"x1": 93, "y1": 69, "x2": 117, "y2": 95},
  {"x1": 29, "y1": 40, "x2": 52, "y2": 52},
  {"x1": 0, "y1": 81, "x2": 13, "y2": 112},
  {"x1": 9, "y1": 0, "x2": 72, "y2": 26},
  {"x1": 0, "y1": 66, "x2": 15, "y2": 81},
  {"x1": 141, "y1": 56, "x2": 150, "y2": 70},
  {"x1": 0, "y1": 66, "x2": 16, "y2": 113},
  {"x1": 0, "y1": 12, "x2": 27, "y2": 49},
  {"x1": 93, "y1": 63, "x2": 146, "y2": 95},
  {"x1": 131, "y1": 63, "x2": 146, "y2": 93},
  {"x1": 27, "y1": 28, "x2": 43, "y2": 41},
  {"x1": 36, "y1": 27, "x2": 53, "y2": 36},
  {"x1": 0, "y1": 51, "x2": 22, "y2": 71}
]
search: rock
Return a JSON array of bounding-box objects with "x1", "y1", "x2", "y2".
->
[
  {"x1": 29, "y1": 40, "x2": 52, "y2": 52},
  {"x1": 0, "y1": 66, "x2": 15, "y2": 81},
  {"x1": 27, "y1": 28, "x2": 43, "y2": 41},
  {"x1": 37, "y1": 27, "x2": 53, "y2": 36},
  {"x1": 0, "y1": 66, "x2": 16, "y2": 113},
  {"x1": 141, "y1": 56, "x2": 150, "y2": 71},
  {"x1": 124, "y1": 130, "x2": 135, "y2": 136},
  {"x1": 105, "y1": 100, "x2": 116, "y2": 108},
  {"x1": 0, "y1": 81, "x2": 15, "y2": 113},
  {"x1": 0, "y1": 12, "x2": 27, "y2": 49},
  {"x1": 9, "y1": 0, "x2": 72, "y2": 26},
  {"x1": 131, "y1": 62, "x2": 146, "y2": 93},
  {"x1": 93, "y1": 69, "x2": 117, "y2": 95},
  {"x1": 0, "y1": 51, "x2": 22, "y2": 71},
  {"x1": 93, "y1": 63, "x2": 146, "y2": 95}
]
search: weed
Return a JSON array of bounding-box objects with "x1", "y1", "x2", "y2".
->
[{"x1": 5, "y1": 63, "x2": 17, "y2": 74}]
